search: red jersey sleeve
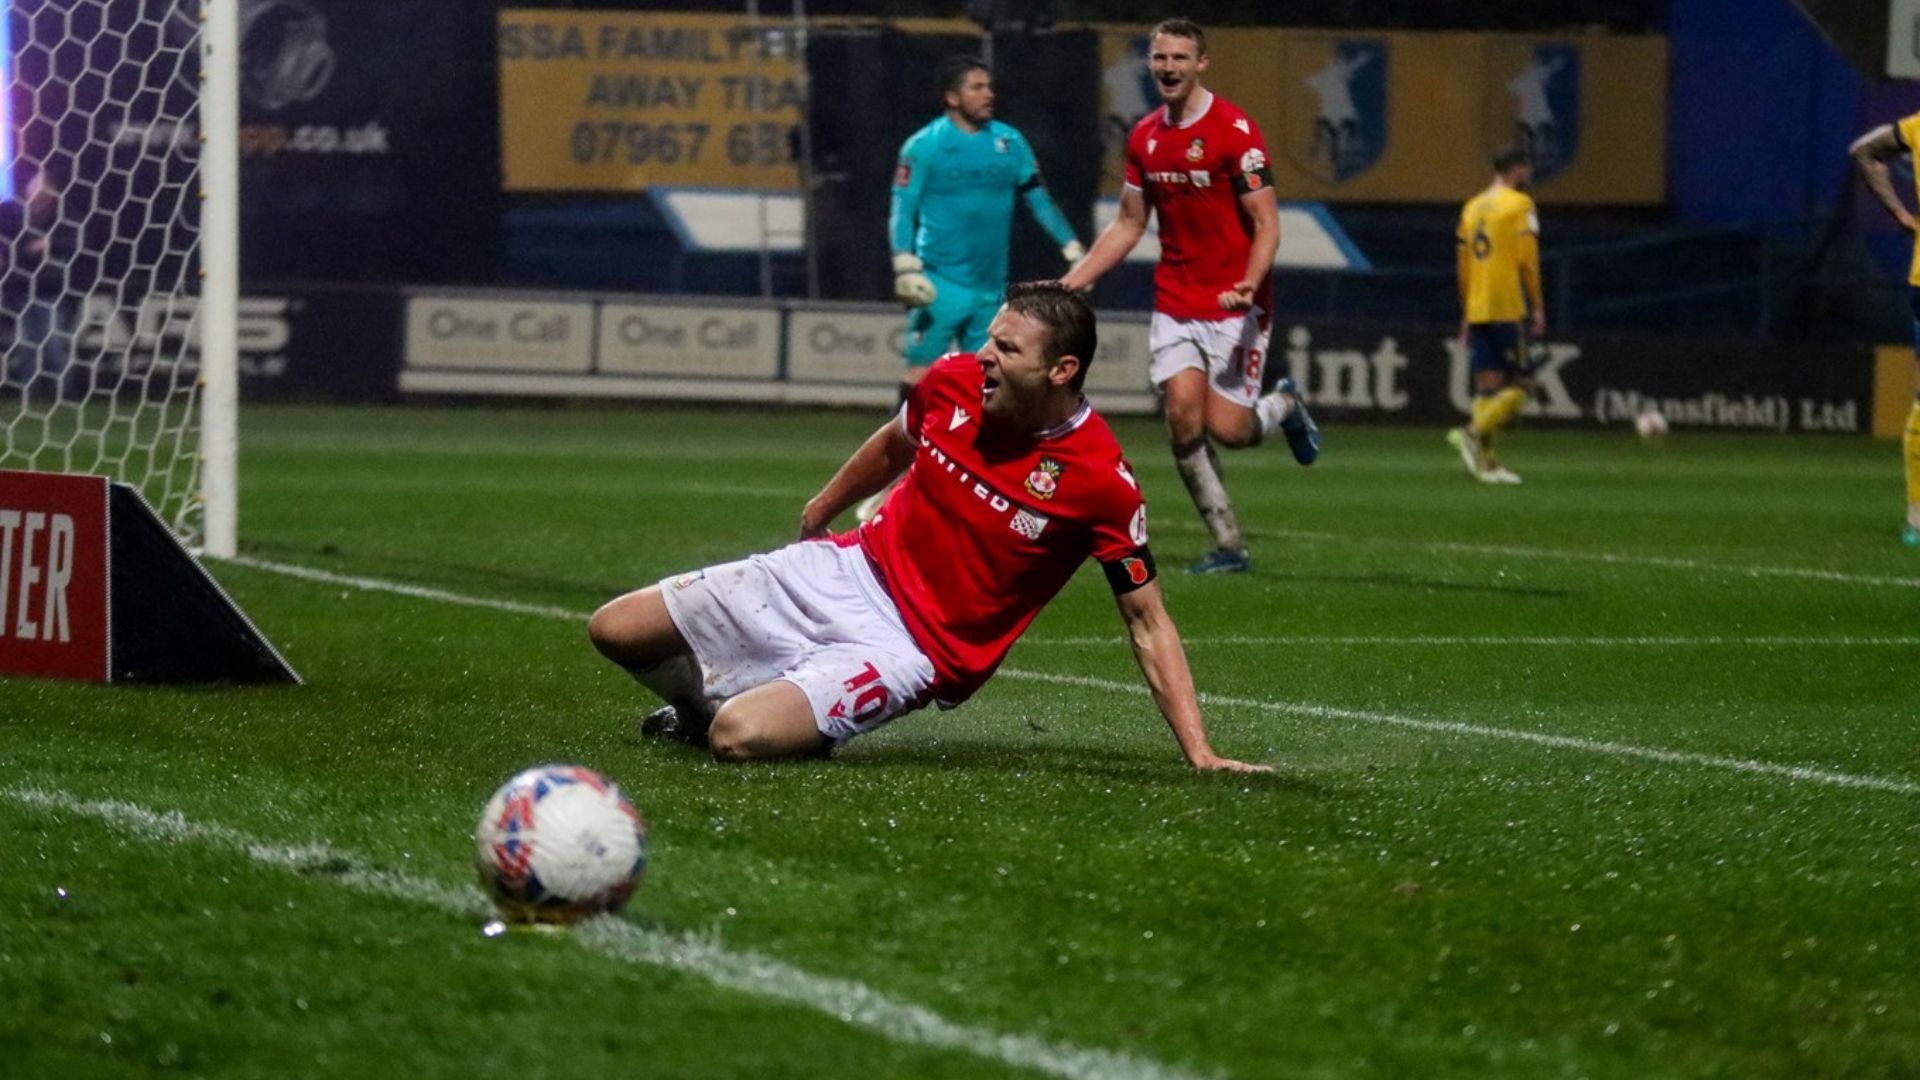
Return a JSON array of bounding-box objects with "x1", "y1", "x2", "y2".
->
[
  {"x1": 1090, "y1": 458, "x2": 1156, "y2": 594},
  {"x1": 1122, "y1": 115, "x2": 1149, "y2": 191},
  {"x1": 1222, "y1": 111, "x2": 1274, "y2": 197}
]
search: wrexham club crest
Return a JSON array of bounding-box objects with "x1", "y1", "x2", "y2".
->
[
  {"x1": 1489, "y1": 42, "x2": 1581, "y2": 183},
  {"x1": 1282, "y1": 37, "x2": 1388, "y2": 184},
  {"x1": 1025, "y1": 458, "x2": 1062, "y2": 500}
]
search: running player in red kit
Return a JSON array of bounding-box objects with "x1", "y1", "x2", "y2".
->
[
  {"x1": 589, "y1": 282, "x2": 1269, "y2": 773},
  {"x1": 1063, "y1": 18, "x2": 1319, "y2": 575}
]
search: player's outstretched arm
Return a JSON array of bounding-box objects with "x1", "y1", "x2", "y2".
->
[
  {"x1": 1851, "y1": 124, "x2": 1917, "y2": 233},
  {"x1": 1061, "y1": 186, "x2": 1149, "y2": 293},
  {"x1": 800, "y1": 418, "x2": 915, "y2": 538},
  {"x1": 1115, "y1": 580, "x2": 1272, "y2": 773},
  {"x1": 1220, "y1": 186, "x2": 1279, "y2": 310}
]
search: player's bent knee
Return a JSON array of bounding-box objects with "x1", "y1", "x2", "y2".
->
[
  {"x1": 707, "y1": 719, "x2": 754, "y2": 764},
  {"x1": 706, "y1": 709, "x2": 779, "y2": 764},
  {"x1": 1164, "y1": 407, "x2": 1204, "y2": 444},
  {"x1": 708, "y1": 688, "x2": 828, "y2": 764},
  {"x1": 587, "y1": 589, "x2": 679, "y2": 668},
  {"x1": 586, "y1": 605, "x2": 626, "y2": 658},
  {"x1": 586, "y1": 601, "x2": 645, "y2": 660}
]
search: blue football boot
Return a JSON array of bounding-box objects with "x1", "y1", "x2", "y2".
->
[
  {"x1": 1274, "y1": 378, "x2": 1319, "y2": 466},
  {"x1": 1187, "y1": 548, "x2": 1252, "y2": 575}
]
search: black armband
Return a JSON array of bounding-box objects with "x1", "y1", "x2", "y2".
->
[
  {"x1": 1101, "y1": 548, "x2": 1157, "y2": 594},
  {"x1": 1231, "y1": 164, "x2": 1273, "y2": 196}
]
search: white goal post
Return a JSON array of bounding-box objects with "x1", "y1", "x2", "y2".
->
[
  {"x1": 1, "y1": 0, "x2": 239, "y2": 558},
  {"x1": 202, "y1": 0, "x2": 239, "y2": 558}
]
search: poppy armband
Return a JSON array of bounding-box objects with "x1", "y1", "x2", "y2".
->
[{"x1": 1100, "y1": 548, "x2": 1157, "y2": 595}]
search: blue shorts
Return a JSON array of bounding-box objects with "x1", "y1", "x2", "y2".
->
[
  {"x1": 1466, "y1": 322, "x2": 1533, "y2": 383},
  {"x1": 1908, "y1": 287, "x2": 1920, "y2": 355},
  {"x1": 903, "y1": 273, "x2": 1002, "y2": 366}
]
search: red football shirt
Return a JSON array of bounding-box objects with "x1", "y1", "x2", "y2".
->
[
  {"x1": 850, "y1": 355, "x2": 1155, "y2": 703},
  {"x1": 1123, "y1": 92, "x2": 1275, "y2": 320}
]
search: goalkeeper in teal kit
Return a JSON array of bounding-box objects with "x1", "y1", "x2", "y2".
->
[{"x1": 889, "y1": 55, "x2": 1086, "y2": 381}]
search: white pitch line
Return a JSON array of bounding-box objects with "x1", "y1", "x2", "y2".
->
[
  {"x1": 661, "y1": 481, "x2": 813, "y2": 500},
  {"x1": 1417, "y1": 536, "x2": 1920, "y2": 590},
  {"x1": 4, "y1": 786, "x2": 1214, "y2": 1080},
  {"x1": 1023, "y1": 635, "x2": 1920, "y2": 648},
  {"x1": 1158, "y1": 521, "x2": 1920, "y2": 590},
  {"x1": 215, "y1": 557, "x2": 1919, "y2": 796},
  {"x1": 996, "y1": 670, "x2": 1920, "y2": 796},
  {"x1": 227, "y1": 556, "x2": 586, "y2": 622}
]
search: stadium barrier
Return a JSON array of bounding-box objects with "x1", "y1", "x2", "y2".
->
[
  {"x1": 392, "y1": 288, "x2": 1160, "y2": 414},
  {"x1": 222, "y1": 284, "x2": 1889, "y2": 435}
]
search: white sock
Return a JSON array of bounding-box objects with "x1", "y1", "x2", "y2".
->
[
  {"x1": 632, "y1": 655, "x2": 713, "y2": 727},
  {"x1": 1173, "y1": 438, "x2": 1244, "y2": 553},
  {"x1": 1254, "y1": 389, "x2": 1295, "y2": 438}
]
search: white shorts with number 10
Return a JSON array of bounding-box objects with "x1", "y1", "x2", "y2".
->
[
  {"x1": 1148, "y1": 307, "x2": 1272, "y2": 408},
  {"x1": 659, "y1": 539, "x2": 936, "y2": 745}
]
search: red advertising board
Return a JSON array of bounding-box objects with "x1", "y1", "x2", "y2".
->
[{"x1": 0, "y1": 470, "x2": 110, "y2": 682}]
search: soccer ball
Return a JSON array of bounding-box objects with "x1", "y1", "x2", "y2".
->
[
  {"x1": 1634, "y1": 408, "x2": 1669, "y2": 439},
  {"x1": 474, "y1": 764, "x2": 647, "y2": 924}
]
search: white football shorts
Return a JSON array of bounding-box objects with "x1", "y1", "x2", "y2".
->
[
  {"x1": 658, "y1": 539, "x2": 936, "y2": 745},
  {"x1": 1148, "y1": 307, "x2": 1272, "y2": 408}
]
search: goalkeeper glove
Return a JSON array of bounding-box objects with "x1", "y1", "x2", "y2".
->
[
  {"x1": 892, "y1": 253, "x2": 937, "y2": 308},
  {"x1": 1061, "y1": 240, "x2": 1087, "y2": 265}
]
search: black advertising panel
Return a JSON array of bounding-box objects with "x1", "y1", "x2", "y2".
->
[
  {"x1": 238, "y1": 284, "x2": 402, "y2": 403},
  {"x1": 1270, "y1": 320, "x2": 1874, "y2": 433},
  {"x1": 239, "y1": 0, "x2": 501, "y2": 284}
]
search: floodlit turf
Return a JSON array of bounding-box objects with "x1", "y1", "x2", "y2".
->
[{"x1": 2, "y1": 403, "x2": 1915, "y2": 1079}]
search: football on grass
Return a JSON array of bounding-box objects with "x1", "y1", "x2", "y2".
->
[
  {"x1": 475, "y1": 764, "x2": 648, "y2": 924},
  {"x1": 1635, "y1": 408, "x2": 1670, "y2": 439}
]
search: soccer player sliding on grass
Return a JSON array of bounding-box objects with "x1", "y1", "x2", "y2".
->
[{"x1": 589, "y1": 282, "x2": 1268, "y2": 773}]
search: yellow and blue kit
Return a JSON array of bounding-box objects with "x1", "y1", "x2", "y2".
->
[{"x1": 1457, "y1": 182, "x2": 1543, "y2": 381}]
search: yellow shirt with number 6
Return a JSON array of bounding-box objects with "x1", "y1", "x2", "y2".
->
[{"x1": 1457, "y1": 183, "x2": 1542, "y2": 324}]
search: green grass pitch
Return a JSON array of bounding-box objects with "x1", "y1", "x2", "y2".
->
[{"x1": 2, "y1": 403, "x2": 1915, "y2": 1079}]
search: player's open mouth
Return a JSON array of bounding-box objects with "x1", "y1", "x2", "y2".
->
[{"x1": 982, "y1": 375, "x2": 1001, "y2": 399}]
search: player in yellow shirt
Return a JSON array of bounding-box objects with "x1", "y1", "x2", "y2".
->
[
  {"x1": 1448, "y1": 148, "x2": 1544, "y2": 484},
  {"x1": 1850, "y1": 115, "x2": 1920, "y2": 547}
]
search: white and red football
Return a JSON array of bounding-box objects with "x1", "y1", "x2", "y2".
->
[{"x1": 474, "y1": 764, "x2": 647, "y2": 924}]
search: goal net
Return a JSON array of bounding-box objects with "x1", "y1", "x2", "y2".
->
[{"x1": 1, "y1": 0, "x2": 237, "y2": 555}]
